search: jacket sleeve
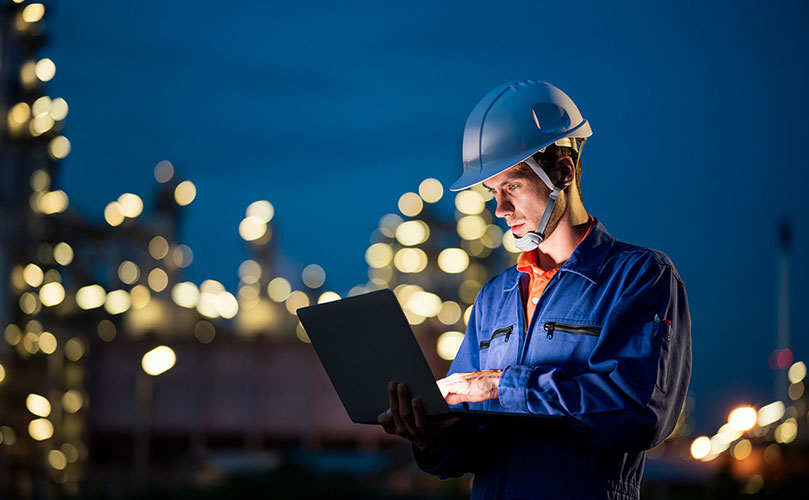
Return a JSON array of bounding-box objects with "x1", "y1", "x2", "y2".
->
[
  {"x1": 498, "y1": 255, "x2": 692, "y2": 451},
  {"x1": 412, "y1": 293, "x2": 488, "y2": 478}
]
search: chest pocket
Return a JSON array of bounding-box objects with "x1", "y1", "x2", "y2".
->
[
  {"x1": 530, "y1": 320, "x2": 602, "y2": 373},
  {"x1": 479, "y1": 324, "x2": 515, "y2": 369}
]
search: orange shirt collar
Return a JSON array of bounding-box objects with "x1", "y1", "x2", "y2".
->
[{"x1": 517, "y1": 216, "x2": 595, "y2": 276}]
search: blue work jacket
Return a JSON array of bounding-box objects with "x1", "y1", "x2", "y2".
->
[{"x1": 415, "y1": 218, "x2": 691, "y2": 500}]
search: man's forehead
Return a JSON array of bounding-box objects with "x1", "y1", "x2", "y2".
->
[{"x1": 481, "y1": 164, "x2": 532, "y2": 188}]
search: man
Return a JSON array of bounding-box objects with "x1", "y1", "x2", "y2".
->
[{"x1": 378, "y1": 80, "x2": 691, "y2": 500}]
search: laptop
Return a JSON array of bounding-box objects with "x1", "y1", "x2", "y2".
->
[{"x1": 297, "y1": 288, "x2": 562, "y2": 425}]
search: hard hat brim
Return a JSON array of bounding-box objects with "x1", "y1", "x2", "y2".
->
[{"x1": 449, "y1": 119, "x2": 591, "y2": 192}]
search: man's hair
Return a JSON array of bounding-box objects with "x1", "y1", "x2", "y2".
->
[{"x1": 531, "y1": 145, "x2": 582, "y2": 199}]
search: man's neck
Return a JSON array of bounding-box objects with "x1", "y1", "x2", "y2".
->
[{"x1": 536, "y1": 204, "x2": 590, "y2": 271}]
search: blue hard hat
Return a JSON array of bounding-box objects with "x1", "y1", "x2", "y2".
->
[{"x1": 451, "y1": 80, "x2": 592, "y2": 192}]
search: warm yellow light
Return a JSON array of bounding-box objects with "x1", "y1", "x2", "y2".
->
[
  {"x1": 20, "y1": 60, "x2": 37, "y2": 87},
  {"x1": 61, "y1": 443, "x2": 79, "y2": 463},
  {"x1": 239, "y1": 216, "x2": 267, "y2": 241},
  {"x1": 28, "y1": 418, "x2": 53, "y2": 441},
  {"x1": 194, "y1": 321, "x2": 216, "y2": 344},
  {"x1": 757, "y1": 401, "x2": 785, "y2": 427},
  {"x1": 438, "y1": 301, "x2": 462, "y2": 325},
  {"x1": 365, "y1": 243, "x2": 393, "y2": 269},
  {"x1": 690, "y1": 436, "x2": 711, "y2": 459},
  {"x1": 395, "y1": 220, "x2": 430, "y2": 246},
  {"x1": 76, "y1": 284, "x2": 106, "y2": 309},
  {"x1": 48, "y1": 449, "x2": 67, "y2": 470},
  {"x1": 732, "y1": 439, "x2": 752, "y2": 460},
  {"x1": 398, "y1": 192, "x2": 423, "y2": 217},
  {"x1": 437, "y1": 248, "x2": 470, "y2": 273},
  {"x1": 172, "y1": 244, "x2": 193, "y2": 268},
  {"x1": 464, "y1": 304, "x2": 474, "y2": 325},
  {"x1": 118, "y1": 260, "x2": 140, "y2": 284},
  {"x1": 40, "y1": 190, "x2": 68, "y2": 214},
  {"x1": 285, "y1": 290, "x2": 310, "y2": 315},
  {"x1": 268, "y1": 277, "x2": 292, "y2": 302},
  {"x1": 482, "y1": 224, "x2": 504, "y2": 248},
  {"x1": 32, "y1": 96, "x2": 51, "y2": 115},
  {"x1": 302, "y1": 264, "x2": 326, "y2": 289},
  {"x1": 26, "y1": 393, "x2": 51, "y2": 417},
  {"x1": 455, "y1": 191, "x2": 485, "y2": 215},
  {"x1": 117, "y1": 193, "x2": 143, "y2": 218},
  {"x1": 148, "y1": 236, "x2": 169, "y2": 259},
  {"x1": 53, "y1": 242, "x2": 73, "y2": 266},
  {"x1": 405, "y1": 291, "x2": 442, "y2": 317},
  {"x1": 104, "y1": 202, "x2": 125, "y2": 226},
  {"x1": 5, "y1": 324, "x2": 23, "y2": 346},
  {"x1": 378, "y1": 214, "x2": 403, "y2": 238},
  {"x1": 30, "y1": 170, "x2": 50, "y2": 193},
  {"x1": 148, "y1": 268, "x2": 169, "y2": 292},
  {"x1": 174, "y1": 180, "x2": 196, "y2": 206},
  {"x1": 418, "y1": 178, "x2": 444, "y2": 203},
  {"x1": 104, "y1": 290, "x2": 131, "y2": 315},
  {"x1": 788, "y1": 382, "x2": 804, "y2": 400},
  {"x1": 457, "y1": 215, "x2": 487, "y2": 240},
  {"x1": 30, "y1": 114, "x2": 54, "y2": 135},
  {"x1": 788, "y1": 361, "x2": 806, "y2": 384},
  {"x1": 62, "y1": 389, "x2": 83, "y2": 413},
  {"x1": 502, "y1": 231, "x2": 520, "y2": 253},
  {"x1": 0, "y1": 363, "x2": 5, "y2": 384},
  {"x1": 97, "y1": 319, "x2": 116, "y2": 342},
  {"x1": 22, "y1": 263, "x2": 44, "y2": 287},
  {"x1": 318, "y1": 291, "x2": 341, "y2": 304},
  {"x1": 22, "y1": 331, "x2": 39, "y2": 353},
  {"x1": 238, "y1": 260, "x2": 262, "y2": 284},
  {"x1": 9, "y1": 102, "x2": 30, "y2": 125},
  {"x1": 37, "y1": 332, "x2": 57, "y2": 354},
  {"x1": 19, "y1": 292, "x2": 40, "y2": 315},
  {"x1": 775, "y1": 418, "x2": 798, "y2": 444},
  {"x1": 215, "y1": 291, "x2": 239, "y2": 319},
  {"x1": 728, "y1": 406, "x2": 757, "y2": 432},
  {"x1": 296, "y1": 321, "x2": 310, "y2": 343},
  {"x1": 171, "y1": 282, "x2": 200, "y2": 308},
  {"x1": 197, "y1": 292, "x2": 219, "y2": 318},
  {"x1": 34, "y1": 58, "x2": 55, "y2": 82},
  {"x1": 39, "y1": 282, "x2": 64, "y2": 307},
  {"x1": 393, "y1": 248, "x2": 427, "y2": 273},
  {"x1": 154, "y1": 160, "x2": 174, "y2": 183},
  {"x1": 130, "y1": 284, "x2": 151, "y2": 309},
  {"x1": 141, "y1": 346, "x2": 176, "y2": 376},
  {"x1": 49, "y1": 98, "x2": 68, "y2": 121},
  {"x1": 437, "y1": 331, "x2": 465, "y2": 360},
  {"x1": 22, "y1": 3, "x2": 45, "y2": 23},
  {"x1": 246, "y1": 200, "x2": 274, "y2": 223}
]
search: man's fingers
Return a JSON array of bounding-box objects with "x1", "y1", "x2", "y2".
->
[
  {"x1": 397, "y1": 384, "x2": 423, "y2": 440},
  {"x1": 412, "y1": 398, "x2": 426, "y2": 429}
]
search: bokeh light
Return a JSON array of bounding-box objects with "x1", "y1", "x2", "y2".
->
[
  {"x1": 398, "y1": 192, "x2": 423, "y2": 217},
  {"x1": 76, "y1": 285, "x2": 106, "y2": 310},
  {"x1": 26, "y1": 393, "x2": 51, "y2": 417},
  {"x1": 104, "y1": 290, "x2": 131, "y2": 315},
  {"x1": 28, "y1": 418, "x2": 53, "y2": 441},
  {"x1": 23, "y1": 263, "x2": 44, "y2": 287},
  {"x1": 418, "y1": 178, "x2": 443, "y2": 203},
  {"x1": 267, "y1": 277, "x2": 292, "y2": 303},
  {"x1": 104, "y1": 202, "x2": 125, "y2": 226},
  {"x1": 365, "y1": 243, "x2": 393, "y2": 269},
  {"x1": 788, "y1": 361, "x2": 806, "y2": 383},
  {"x1": 246, "y1": 200, "x2": 274, "y2": 223},
  {"x1": 285, "y1": 290, "x2": 310, "y2": 315},
  {"x1": 118, "y1": 261, "x2": 140, "y2": 284},
  {"x1": 39, "y1": 282, "x2": 65, "y2": 307},
  {"x1": 302, "y1": 264, "x2": 326, "y2": 289},
  {"x1": 142, "y1": 346, "x2": 176, "y2": 376},
  {"x1": 455, "y1": 190, "x2": 485, "y2": 215},
  {"x1": 690, "y1": 436, "x2": 711, "y2": 460},
  {"x1": 437, "y1": 331, "x2": 465, "y2": 360},
  {"x1": 437, "y1": 248, "x2": 470, "y2": 273},
  {"x1": 318, "y1": 291, "x2": 341, "y2": 304},
  {"x1": 148, "y1": 268, "x2": 169, "y2": 292},
  {"x1": 393, "y1": 248, "x2": 427, "y2": 273},
  {"x1": 174, "y1": 180, "x2": 196, "y2": 206},
  {"x1": 117, "y1": 193, "x2": 143, "y2": 218},
  {"x1": 457, "y1": 215, "x2": 487, "y2": 240},
  {"x1": 728, "y1": 406, "x2": 757, "y2": 432},
  {"x1": 395, "y1": 220, "x2": 429, "y2": 246},
  {"x1": 53, "y1": 242, "x2": 73, "y2": 266},
  {"x1": 154, "y1": 161, "x2": 174, "y2": 183}
]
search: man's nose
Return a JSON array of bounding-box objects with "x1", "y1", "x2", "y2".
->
[{"x1": 494, "y1": 197, "x2": 513, "y2": 219}]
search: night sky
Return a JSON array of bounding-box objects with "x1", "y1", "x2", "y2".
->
[{"x1": 46, "y1": 1, "x2": 809, "y2": 433}]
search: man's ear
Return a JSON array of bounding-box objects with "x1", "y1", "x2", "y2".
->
[{"x1": 553, "y1": 156, "x2": 576, "y2": 187}]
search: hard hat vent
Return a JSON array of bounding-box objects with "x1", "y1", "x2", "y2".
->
[{"x1": 531, "y1": 103, "x2": 570, "y2": 133}]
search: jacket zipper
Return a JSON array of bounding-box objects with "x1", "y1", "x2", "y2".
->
[
  {"x1": 543, "y1": 321, "x2": 602, "y2": 340},
  {"x1": 479, "y1": 324, "x2": 514, "y2": 349}
]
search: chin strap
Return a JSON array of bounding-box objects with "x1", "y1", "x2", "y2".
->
[{"x1": 512, "y1": 139, "x2": 585, "y2": 251}]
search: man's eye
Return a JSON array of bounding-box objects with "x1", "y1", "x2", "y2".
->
[{"x1": 508, "y1": 184, "x2": 518, "y2": 190}]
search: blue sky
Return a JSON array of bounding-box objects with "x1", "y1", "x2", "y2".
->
[{"x1": 46, "y1": 1, "x2": 809, "y2": 432}]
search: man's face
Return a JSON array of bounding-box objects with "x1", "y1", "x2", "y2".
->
[{"x1": 482, "y1": 164, "x2": 550, "y2": 238}]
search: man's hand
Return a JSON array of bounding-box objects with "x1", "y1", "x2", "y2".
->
[
  {"x1": 377, "y1": 381, "x2": 460, "y2": 454},
  {"x1": 437, "y1": 369, "x2": 503, "y2": 405}
]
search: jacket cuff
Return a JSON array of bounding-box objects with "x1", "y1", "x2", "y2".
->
[{"x1": 498, "y1": 364, "x2": 533, "y2": 411}]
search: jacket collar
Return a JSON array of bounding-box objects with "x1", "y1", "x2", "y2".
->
[{"x1": 503, "y1": 217, "x2": 614, "y2": 291}]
